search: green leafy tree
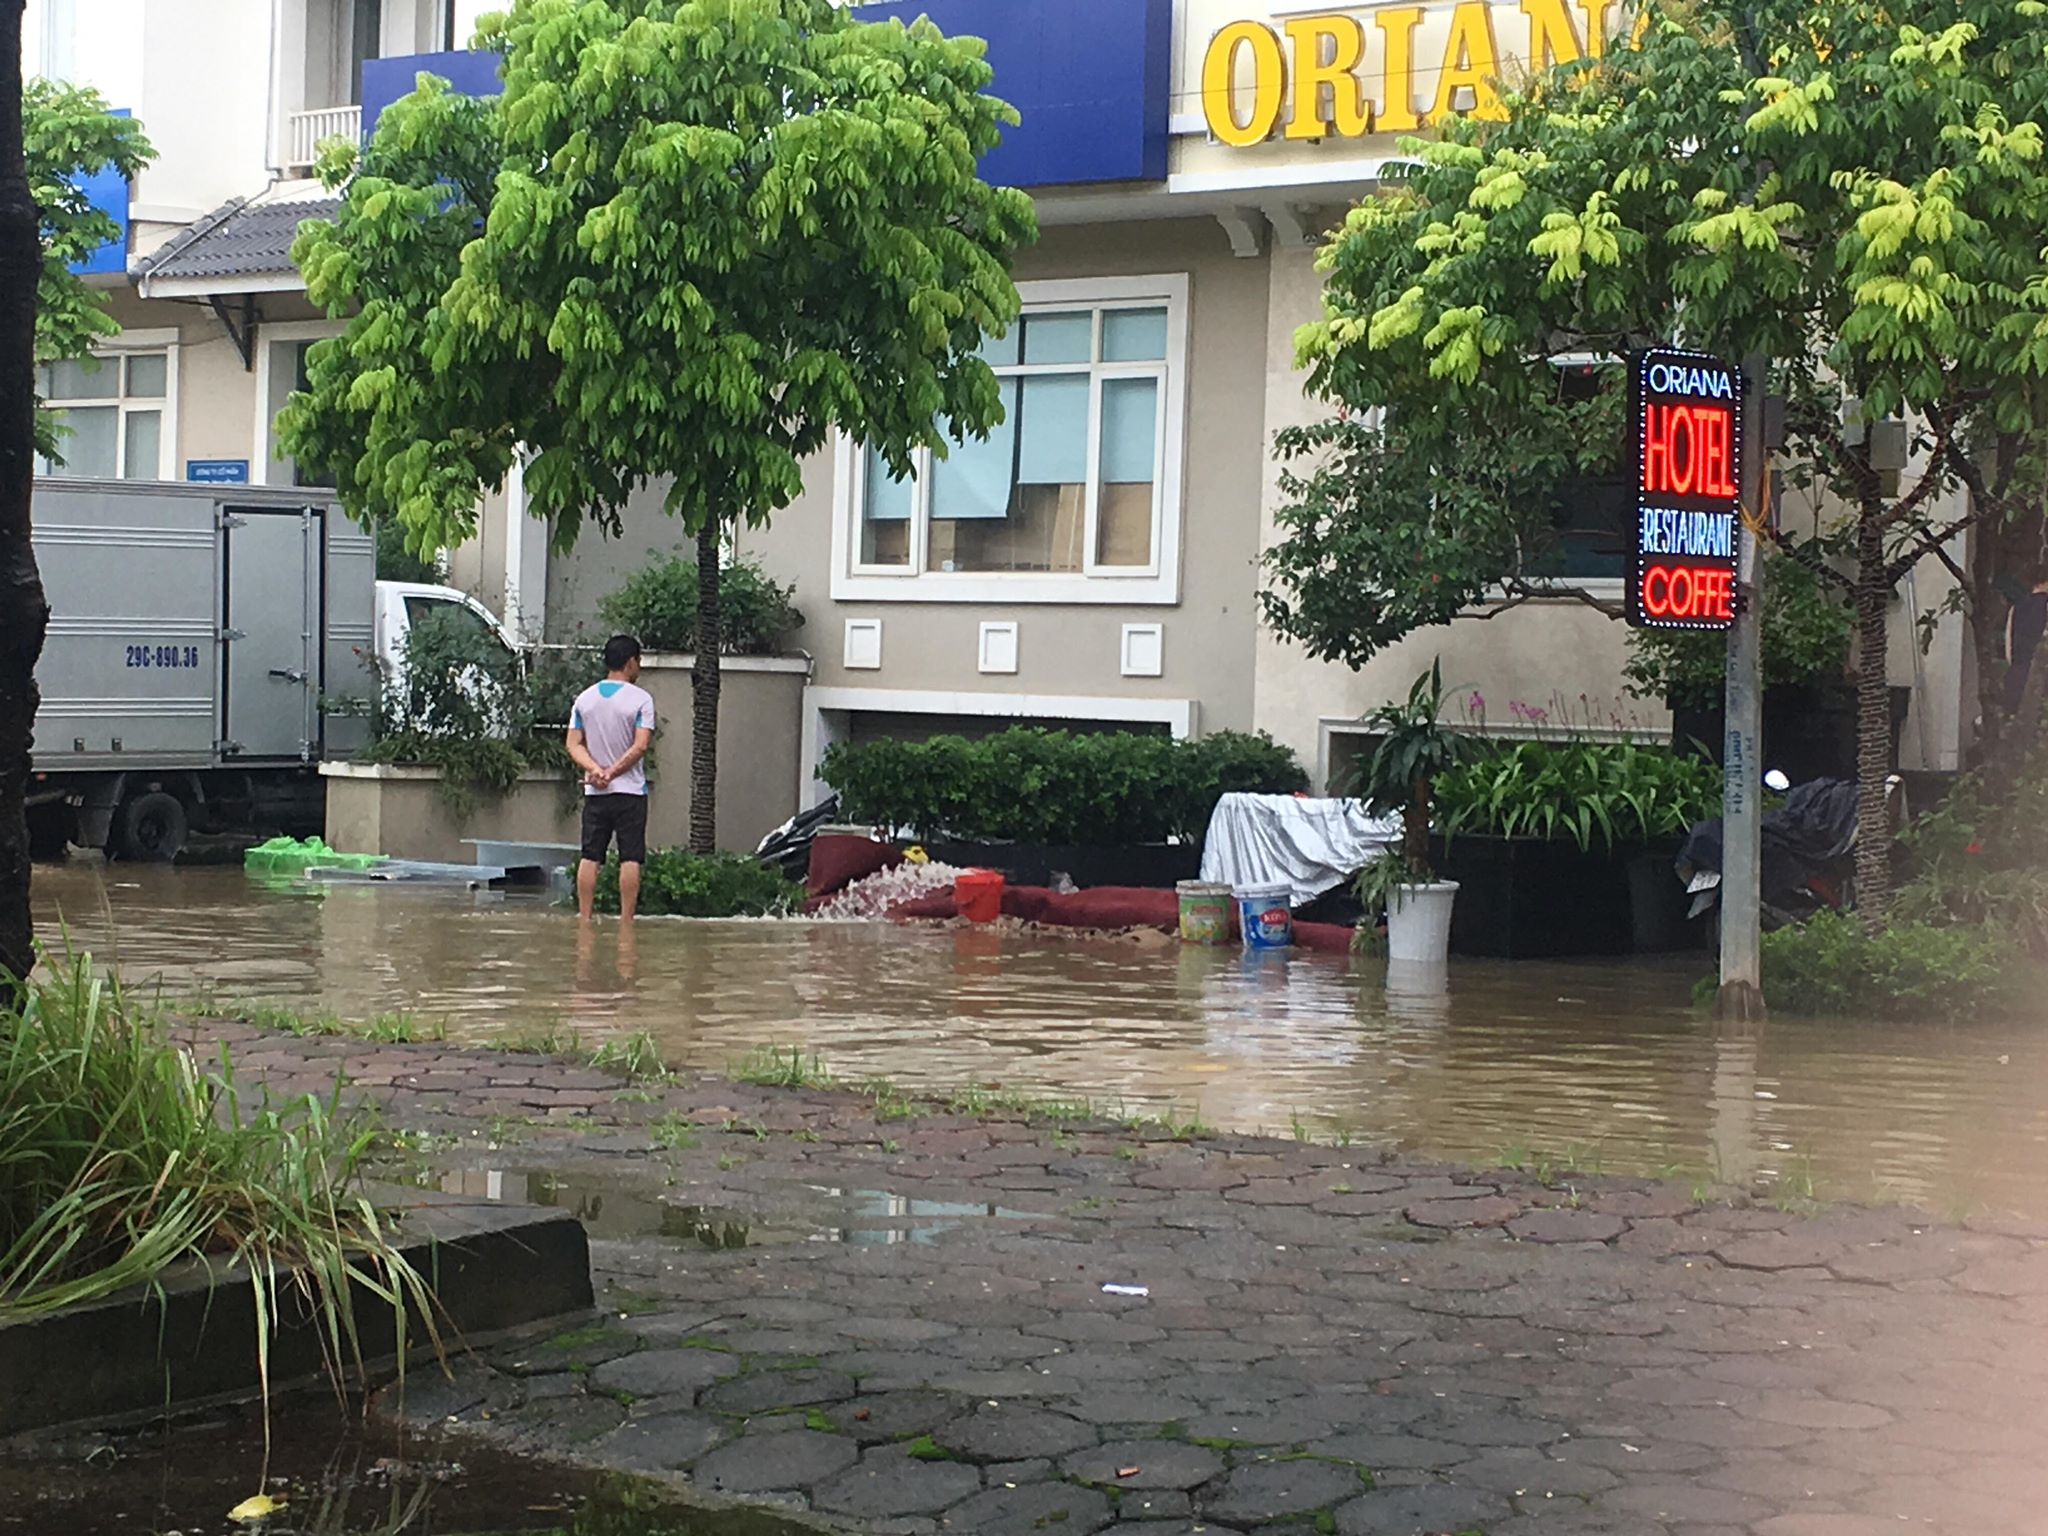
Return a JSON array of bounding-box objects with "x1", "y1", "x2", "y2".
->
[
  {"x1": 281, "y1": 0, "x2": 1034, "y2": 852},
  {"x1": 1, "y1": 34, "x2": 154, "y2": 982},
  {"x1": 1277, "y1": 0, "x2": 2048, "y2": 923}
]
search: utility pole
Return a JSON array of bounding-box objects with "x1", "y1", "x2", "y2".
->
[{"x1": 1715, "y1": 352, "x2": 1768, "y2": 1021}]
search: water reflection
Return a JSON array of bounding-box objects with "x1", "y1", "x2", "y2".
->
[{"x1": 33, "y1": 862, "x2": 2048, "y2": 1219}]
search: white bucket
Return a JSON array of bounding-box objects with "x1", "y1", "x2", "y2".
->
[{"x1": 1386, "y1": 880, "x2": 1459, "y2": 964}]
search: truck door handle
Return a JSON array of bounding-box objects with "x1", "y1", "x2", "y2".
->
[{"x1": 268, "y1": 668, "x2": 309, "y2": 685}]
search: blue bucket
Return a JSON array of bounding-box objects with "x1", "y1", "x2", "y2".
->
[{"x1": 1234, "y1": 882, "x2": 1294, "y2": 950}]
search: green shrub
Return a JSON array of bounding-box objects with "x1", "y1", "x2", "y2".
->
[
  {"x1": 363, "y1": 607, "x2": 586, "y2": 815},
  {"x1": 1624, "y1": 552, "x2": 1852, "y2": 708},
  {"x1": 598, "y1": 554, "x2": 802, "y2": 655},
  {"x1": 1759, "y1": 911, "x2": 2020, "y2": 1020},
  {"x1": 819, "y1": 728, "x2": 1308, "y2": 845},
  {"x1": 1893, "y1": 744, "x2": 2048, "y2": 953},
  {"x1": 1432, "y1": 738, "x2": 1722, "y2": 852},
  {"x1": 593, "y1": 850, "x2": 804, "y2": 918}
]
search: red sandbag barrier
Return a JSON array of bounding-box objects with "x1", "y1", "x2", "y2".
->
[
  {"x1": 803, "y1": 833, "x2": 904, "y2": 912},
  {"x1": 892, "y1": 882, "x2": 1358, "y2": 956}
]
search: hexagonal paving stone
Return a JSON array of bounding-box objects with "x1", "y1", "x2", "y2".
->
[
  {"x1": 939, "y1": 1481, "x2": 1113, "y2": 1536},
  {"x1": 1301, "y1": 1433, "x2": 1471, "y2": 1473},
  {"x1": 828, "y1": 1392, "x2": 960, "y2": 1444},
  {"x1": 1405, "y1": 1196, "x2": 1525, "y2": 1229},
  {"x1": 1451, "y1": 1447, "x2": 1619, "y2": 1498},
  {"x1": 937, "y1": 1406, "x2": 1099, "y2": 1462},
  {"x1": 1182, "y1": 1411, "x2": 1336, "y2": 1448},
  {"x1": 588, "y1": 1348, "x2": 738, "y2": 1401},
  {"x1": 1062, "y1": 1441, "x2": 1224, "y2": 1491},
  {"x1": 597, "y1": 1410, "x2": 731, "y2": 1470},
  {"x1": 1333, "y1": 1484, "x2": 1511, "y2": 1535},
  {"x1": 1600, "y1": 1480, "x2": 1774, "y2": 1524},
  {"x1": 1202, "y1": 1460, "x2": 1369, "y2": 1523},
  {"x1": 1507, "y1": 1209, "x2": 1629, "y2": 1244},
  {"x1": 1054, "y1": 1390, "x2": 1203, "y2": 1427},
  {"x1": 491, "y1": 1328, "x2": 639, "y2": 1376},
  {"x1": 690, "y1": 1429, "x2": 860, "y2": 1493},
  {"x1": 700, "y1": 1367, "x2": 856, "y2": 1416},
  {"x1": 814, "y1": 1452, "x2": 985, "y2": 1520}
]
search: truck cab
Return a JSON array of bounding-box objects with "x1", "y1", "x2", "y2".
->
[{"x1": 372, "y1": 581, "x2": 521, "y2": 689}]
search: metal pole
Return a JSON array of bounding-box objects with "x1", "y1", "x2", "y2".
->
[{"x1": 1716, "y1": 352, "x2": 1767, "y2": 1021}]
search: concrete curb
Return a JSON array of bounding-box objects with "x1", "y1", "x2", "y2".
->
[{"x1": 0, "y1": 1184, "x2": 592, "y2": 1437}]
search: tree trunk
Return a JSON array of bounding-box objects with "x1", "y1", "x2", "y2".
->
[
  {"x1": 1405, "y1": 776, "x2": 1431, "y2": 880},
  {"x1": 1968, "y1": 513, "x2": 2011, "y2": 770},
  {"x1": 688, "y1": 517, "x2": 721, "y2": 855},
  {"x1": 1851, "y1": 505, "x2": 1891, "y2": 931},
  {"x1": 1, "y1": 0, "x2": 49, "y2": 987}
]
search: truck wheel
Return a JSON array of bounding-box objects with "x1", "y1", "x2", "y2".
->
[
  {"x1": 116, "y1": 792, "x2": 188, "y2": 863},
  {"x1": 27, "y1": 805, "x2": 72, "y2": 862}
]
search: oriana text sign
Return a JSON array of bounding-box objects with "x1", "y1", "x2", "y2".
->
[{"x1": 1627, "y1": 347, "x2": 1743, "y2": 631}]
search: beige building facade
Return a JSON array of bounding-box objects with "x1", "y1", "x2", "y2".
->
[{"x1": 36, "y1": 0, "x2": 1978, "y2": 834}]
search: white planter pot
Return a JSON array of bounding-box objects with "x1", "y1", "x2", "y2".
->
[{"x1": 1386, "y1": 880, "x2": 1459, "y2": 964}]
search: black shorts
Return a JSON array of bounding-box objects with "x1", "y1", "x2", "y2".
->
[{"x1": 581, "y1": 793, "x2": 649, "y2": 864}]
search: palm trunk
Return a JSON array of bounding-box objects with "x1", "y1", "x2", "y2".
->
[
  {"x1": 1852, "y1": 505, "x2": 1891, "y2": 931},
  {"x1": 688, "y1": 517, "x2": 721, "y2": 855},
  {"x1": 1, "y1": 0, "x2": 48, "y2": 986}
]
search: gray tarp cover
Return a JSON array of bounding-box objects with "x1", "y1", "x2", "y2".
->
[{"x1": 1197, "y1": 793, "x2": 1402, "y2": 907}]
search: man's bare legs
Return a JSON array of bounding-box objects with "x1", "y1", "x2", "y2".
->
[
  {"x1": 578, "y1": 857, "x2": 600, "y2": 920},
  {"x1": 618, "y1": 860, "x2": 641, "y2": 921}
]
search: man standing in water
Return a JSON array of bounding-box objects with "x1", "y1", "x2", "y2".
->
[{"x1": 567, "y1": 635, "x2": 656, "y2": 921}]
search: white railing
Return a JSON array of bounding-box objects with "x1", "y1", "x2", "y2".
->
[{"x1": 283, "y1": 104, "x2": 362, "y2": 174}]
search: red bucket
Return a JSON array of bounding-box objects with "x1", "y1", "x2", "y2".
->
[{"x1": 954, "y1": 868, "x2": 1006, "y2": 924}]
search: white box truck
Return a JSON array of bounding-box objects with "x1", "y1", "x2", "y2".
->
[{"x1": 29, "y1": 479, "x2": 517, "y2": 861}]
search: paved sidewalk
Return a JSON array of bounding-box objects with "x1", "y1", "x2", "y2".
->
[{"x1": 190, "y1": 1021, "x2": 2048, "y2": 1536}]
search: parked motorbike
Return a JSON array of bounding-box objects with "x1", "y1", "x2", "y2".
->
[
  {"x1": 1675, "y1": 772, "x2": 1865, "y2": 930},
  {"x1": 754, "y1": 794, "x2": 844, "y2": 878}
]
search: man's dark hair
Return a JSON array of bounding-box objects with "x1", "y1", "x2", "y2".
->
[{"x1": 603, "y1": 634, "x2": 643, "y2": 673}]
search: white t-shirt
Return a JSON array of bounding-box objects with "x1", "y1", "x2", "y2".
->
[{"x1": 570, "y1": 679, "x2": 655, "y2": 796}]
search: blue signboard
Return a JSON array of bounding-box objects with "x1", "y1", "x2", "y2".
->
[
  {"x1": 69, "y1": 107, "x2": 133, "y2": 278},
  {"x1": 861, "y1": 0, "x2": 1172, "y2": 188},
  {"x1": 362, "y1": 49, "x2": 507, "y2": 138},
  {"x1": 186, "y1": 459, "x2": 251, "y2": 485},
  {"x1": 361, "y1": 0, "x2": 1170, "y2": 192}
]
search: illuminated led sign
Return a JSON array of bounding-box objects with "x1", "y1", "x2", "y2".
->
[{"x1": 1627, "y1": 347, "x2": 1742, "y2": 632}]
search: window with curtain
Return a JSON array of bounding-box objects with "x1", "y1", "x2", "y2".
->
[
  {"x1": 35, "y1": 349, "x2": 168, "y2": 481},
  {"x1": 853, "y1": 296, "x2": 1173, "y2": 583}
]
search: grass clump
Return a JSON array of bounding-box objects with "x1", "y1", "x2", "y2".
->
[
  {"x1": 586, "y1": 1030, "x2": 671, "y2": 1084},
  {"x1": 731, "y1": 1045, "x2": 834, "y2": 1089},
  {"x1": 0, "y1": 954, "x2": 439, "y2": 1395},
  {"x1": 903, "y1": 1434, "x2": 958, "y2": 1462}
]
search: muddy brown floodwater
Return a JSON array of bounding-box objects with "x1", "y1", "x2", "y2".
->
[{"x1": 32, "y1": 861, "x2": 2048, "y2": 1220}]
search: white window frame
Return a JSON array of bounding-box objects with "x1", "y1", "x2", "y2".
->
[
  {"x1": 254, "y1": 319, "x2": 348, "y2": 487},
  {"x1": 35, "y1": 327, "x2": 179, "y2": 481},
  {"x1": 830, "y1": 273, "x2": 1190, "y2": 606},
  {"x1": 1494, "y1": 350, "x2": 1625, "y2": 604}
]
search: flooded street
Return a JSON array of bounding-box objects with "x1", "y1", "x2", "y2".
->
[{"x1": 34, "y1": 861, "x2": 2048, "y2": 1219}]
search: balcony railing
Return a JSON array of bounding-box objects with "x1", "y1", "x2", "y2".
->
[{"x1": 283, "y1": 104, "x2": 362, "y2": 174}]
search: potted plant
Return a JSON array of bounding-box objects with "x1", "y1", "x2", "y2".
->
[{"x1": 1352, "y1": 662, "x2": 1473, "y2": 963}]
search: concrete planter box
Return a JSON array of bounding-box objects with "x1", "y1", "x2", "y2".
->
[
  {"x1": 1433, "y1": 834, "x2": 1701, "y2": 958},
  {"x1": 323, "y1": 764, "x2": 581, "y2": 867},
  {"x1": 324, "y1": 653, "x2": 809, "y2": 860},
  {"x1": 0, "y1": 1186, "x2": 591, "y2": 1436}
]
